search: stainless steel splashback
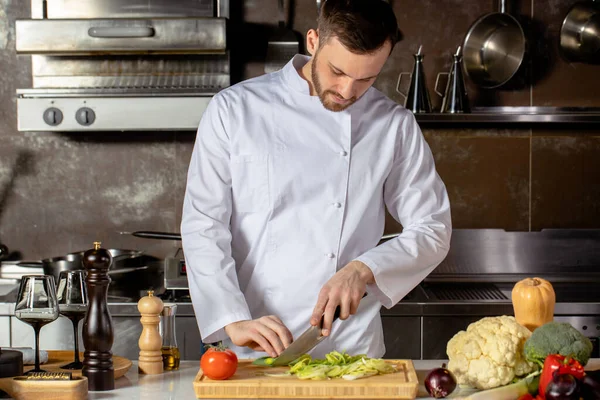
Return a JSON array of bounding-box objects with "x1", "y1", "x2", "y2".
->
[{"x1": 428, "y1": 229, "x2": 600, "y2": 283}]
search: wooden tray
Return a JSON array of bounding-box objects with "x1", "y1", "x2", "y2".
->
[
  {"x1": 193, "y1": 359, "x2": 419, "y2": 399},
  {"x1": 0, "y1": 376, "x2": 88, "y2": 400},
  {"x1": 24, "y1": 351, "x2": 132, "y2": 380}
]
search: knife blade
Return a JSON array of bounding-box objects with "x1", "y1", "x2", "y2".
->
[
  {"x1": 268, "y1": 324, "x2": 326, "y2": 366},
  {"x1": 264, "y1": 293, "x2": 368, "y2": 367}
]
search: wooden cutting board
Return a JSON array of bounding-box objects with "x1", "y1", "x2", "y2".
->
[
  {"x1": 193, "y1": 359, "x2": 419, "y2": 399},
  {"x1": 0, "y1": 376, "x2": 88, "y2": 400},
  {"x1": 0, "y1": 351, "x2": 132, "y2": 399}
]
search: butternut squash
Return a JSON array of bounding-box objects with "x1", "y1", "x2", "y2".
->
[{"x1": 511, "y1": 277, "x2": 555, "y2": 332}]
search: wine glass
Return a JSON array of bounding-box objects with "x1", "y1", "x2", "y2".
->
[
  {"x1": 14, "y1": 275, "x2": 60, "y2": 374},
  {"x1": 56, "y1": 270, "x2": 88, "y2": 369}
]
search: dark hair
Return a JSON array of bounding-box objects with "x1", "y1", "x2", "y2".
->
[{"x1": 317, "y1": 0, "x2": 400, "y2": 54}]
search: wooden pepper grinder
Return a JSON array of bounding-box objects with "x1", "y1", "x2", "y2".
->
[
  {"x1": 137, "y1": 290, "x2": 164, "y2": 375},
  {"x1": 82, "y1": 241, "x2": 115, "y2": 391}
]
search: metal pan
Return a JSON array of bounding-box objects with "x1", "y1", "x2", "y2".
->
[
  {"x1": 17, "y1": 248, "x2": 144, "y2": 282},
  {"x1": 560, "y1": 0, "x2": 600, "y2": 63},
  {"x1": 462, "y1": 0, "x2": 526, "y2": 88}
]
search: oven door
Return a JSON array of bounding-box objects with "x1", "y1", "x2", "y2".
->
[{"x1": 16, "y1": 18, "x2": 227, "y2": 55}]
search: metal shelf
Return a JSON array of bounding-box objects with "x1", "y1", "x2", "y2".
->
[{"x1": 414, "y1": 107, "x2": 600, "y2": 125}]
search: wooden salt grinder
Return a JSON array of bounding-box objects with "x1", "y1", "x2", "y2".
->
[
  {"x1": 82, "y1": 241, "x2": 115, "y2": 391},
  {"x1": 138, "y1": 290, "x2": 164, "y2": 375}
]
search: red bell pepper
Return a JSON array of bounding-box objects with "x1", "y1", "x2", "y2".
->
[{"x1": 539, "y1": 354, "x2": 585, "y2": 399}]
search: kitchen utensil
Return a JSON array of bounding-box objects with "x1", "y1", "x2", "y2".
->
[
  {"x1": 265, "y1": 0, "x2": 300, "y2": 73},
  {"x1": 17, "y1": 249, "x2": 144, "y2": 283},
  {"x1": 434, "y1": 46, "x2": 471, "y2": 113},
  {"x1": 396, "y1": 46, "x2": 432, "y2": 113},
  {"x1": 462, "y1": 0, "x2": 526, "y2": 88},
  {"x1": 194, "y1": 359, "x2": 419, "y2": 399},
  {"x1": 120, "y1": 231, "x2": 182, "y2": 240},
  {"x1": 56, "y1": 270, "x2": 88, "y2": 370},
  {"x1": 137, "y1": 290, "x2": 164, "y2": 375},
  {"x1": 560, "y1": 0, "x2": 600, "y2": 63},
  {"x1": 81, "y1": 242, "x2": 114, "y2": 391},
  {"x1": 267, "y1": 325, "x2": 326, "y2": 367},
  {"x1": 14, "y1": 275, "x2": 60, "y2": 374},
  {"x1": 255, "y1": 293, "x2": 368, "y2": 367}
]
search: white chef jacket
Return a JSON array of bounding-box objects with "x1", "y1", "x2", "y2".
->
[{"x1": 181, "y1": 55, "x2": 451, "y2": 359}]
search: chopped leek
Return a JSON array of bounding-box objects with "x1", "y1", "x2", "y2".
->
[{"x1": 286, "y1": 350, "x2": 397, "y2": 381}]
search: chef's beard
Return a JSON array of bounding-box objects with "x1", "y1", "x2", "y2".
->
[{"x1": 312, "y1": 51, "x2": 357, "y2": 112}]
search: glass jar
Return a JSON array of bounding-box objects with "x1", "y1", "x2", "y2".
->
[{"x1": 160, "y1": 304, "x2": 180, "y2": 371}]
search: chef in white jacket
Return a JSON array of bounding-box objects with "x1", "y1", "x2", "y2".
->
[{"x1": 181, "y1": 0, "x2": 451, "y2": 360}]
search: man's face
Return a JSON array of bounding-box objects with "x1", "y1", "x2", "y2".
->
[{"x1": 310, "y1": 36, "x2": 391, "y2": 112}]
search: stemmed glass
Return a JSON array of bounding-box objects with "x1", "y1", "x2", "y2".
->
[
  {"x1": 56, "y1": 270, "x2": 88, "y2": 369},
  {"x1": 14, "y1": 275, "x2": 60, "y2": 374}
]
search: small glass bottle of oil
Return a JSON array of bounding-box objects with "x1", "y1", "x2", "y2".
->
[{"x1": 160, "y1": 304, "x2": 180, "y2": 371}]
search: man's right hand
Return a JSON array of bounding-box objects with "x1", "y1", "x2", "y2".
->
[{"x1": 224, "y1": 316, "x2": 293, "y2": 358}]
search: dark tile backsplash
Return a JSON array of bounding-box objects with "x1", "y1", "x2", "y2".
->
[
  {"x1": 531, "y1": 130, "x2": 600, "y2": 230},
  {"x1": 0, "y1": 0, "x2": 599, "y2": 259}
]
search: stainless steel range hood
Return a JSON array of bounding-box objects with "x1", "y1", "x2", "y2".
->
[{"x1": 16, "y1": 0, "x2": 230, "y2": 132}]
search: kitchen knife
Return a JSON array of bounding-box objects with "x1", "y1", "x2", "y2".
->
[{"x1": 255, "y1": 293, "x2": 367, "y2": 367}]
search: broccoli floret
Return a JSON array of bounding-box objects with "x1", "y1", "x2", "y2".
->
[{"x1": 524, "y1": 321, "x2": 593, "y2": 367}]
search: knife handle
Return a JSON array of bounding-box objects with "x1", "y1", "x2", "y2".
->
[{"x1": 325, "y1": 293, "x2": 367, "y2": 326}]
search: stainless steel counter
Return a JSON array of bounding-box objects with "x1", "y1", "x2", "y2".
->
[{"x1": 415, "y1": 107, "x2": 600, "y2": 125}]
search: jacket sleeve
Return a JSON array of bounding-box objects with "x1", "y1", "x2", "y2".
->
[
  {"x1": 181, "y1": 94, "x2": 252, "y2": 343},
  {"x1": 355, "y1": 111, "x2": 452, "y2": 309}
]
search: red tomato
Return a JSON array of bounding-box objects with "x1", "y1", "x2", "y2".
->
[{"x1": 200, "y1": 347, "x2": 238, "y2": 380}]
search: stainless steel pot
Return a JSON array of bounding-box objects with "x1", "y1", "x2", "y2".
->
[
  {"x1": 18, "y1": 249, "x2": 144, "y2": 282},
  {"x1": 560, "y1": 0, "x2": 600, "y2": 63},
  {"x1": 462, "y1": 0, "x2": 526, "y2": 88}
]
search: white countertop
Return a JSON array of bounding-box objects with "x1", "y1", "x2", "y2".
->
[
  {"x1": 85, "y1": 359, "x2": 600, "y2": 400},
  {"x1": 87, "y1": 359, "x2": 449, "y2": 400}
]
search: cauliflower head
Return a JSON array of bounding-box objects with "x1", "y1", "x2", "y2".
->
[{"x1": 446, "y1": 315, "x2": 537, "y2": 390}]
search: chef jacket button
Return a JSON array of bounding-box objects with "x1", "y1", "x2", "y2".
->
[
  {"x1": 326, "y1": 253, "x2": 335, "y2": 259},
  {"x1": 339, "y1": 150, "x2": 348, "y2": 156},
  {"x1": 333, "y1": 202, "x2": 342, "y2": 208}
]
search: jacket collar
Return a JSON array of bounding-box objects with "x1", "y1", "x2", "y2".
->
[{"x1": 281, "y1": 54, "x2": 313, "y2": 95}]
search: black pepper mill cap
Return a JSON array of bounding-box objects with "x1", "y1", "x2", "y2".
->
[{"x1": 83, "y1": 241, "x2": 112, "y2": 272}]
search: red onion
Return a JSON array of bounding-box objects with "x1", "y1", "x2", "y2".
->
[
  {"x1": 424, "y1": 364, "x2": 457, "y2": 399},
  {"x1": 546, "y1": 373, "x2": 580, "y2": 400}
]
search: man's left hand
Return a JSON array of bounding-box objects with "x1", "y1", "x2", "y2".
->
[{"x1": 309, "y1": 260, "x2": 375, "y2": 336}]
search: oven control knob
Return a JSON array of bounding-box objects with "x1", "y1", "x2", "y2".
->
[
  {"x1": 76, "y1": 107, "x2": 96, "y2": 126},
  {"x1": 43, "y1": 107, "x2": 63, "y2": 126}
]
